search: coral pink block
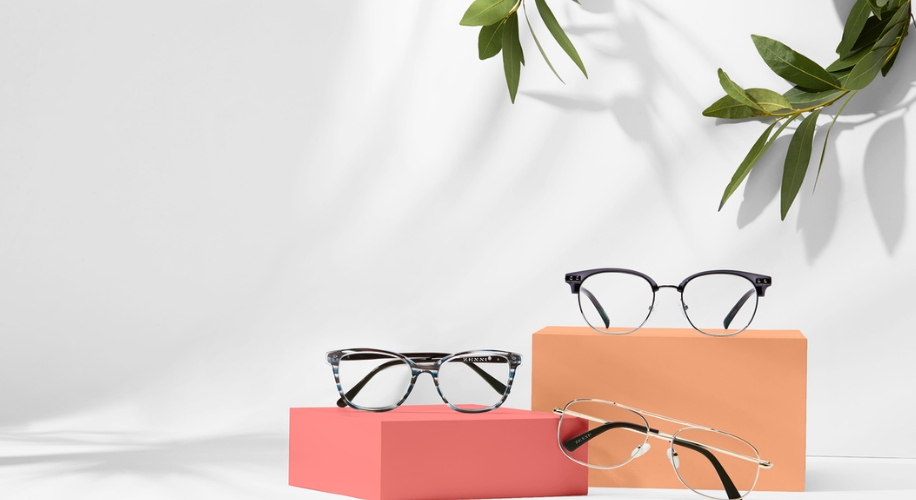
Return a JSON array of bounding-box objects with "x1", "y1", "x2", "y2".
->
[{"x1": 289, "y1": 405, "x2": 587, "y2": 500}]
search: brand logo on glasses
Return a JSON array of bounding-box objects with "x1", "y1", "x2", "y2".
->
[
  {"x1": 462, "y1": 356, "x2": 493, "y2": 363},
  {"x1": 573, "y1": 431, "x2": 594, "y2": 446}
]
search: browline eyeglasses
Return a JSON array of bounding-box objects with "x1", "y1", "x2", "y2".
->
[{"x1": 565, "y1": 268, "x2": 772, "y2": 336}]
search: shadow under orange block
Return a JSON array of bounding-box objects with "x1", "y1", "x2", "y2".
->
[
  {"x1": 289, "y1": 405, "x2": 588, "y2": 500},
  {"x1": 532, "y1": 326, "x2": 807, "y2": 492}
]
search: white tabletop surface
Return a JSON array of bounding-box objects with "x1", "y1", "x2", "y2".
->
[{"x1": 1, "y1": 431, "x2": 913, "y2": 500}]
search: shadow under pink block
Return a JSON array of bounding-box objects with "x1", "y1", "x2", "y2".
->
[{"x1": 289, "y1": 405, "x2": 588, "y2": 500}]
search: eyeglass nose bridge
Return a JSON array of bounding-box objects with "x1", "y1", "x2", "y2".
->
[
  {"x1": 656, "y1": 284, "x2": 681, "y2": 291},
  {"x1": 399, "y1": 366, "x2": 443, "y2": 404},
  {"x1": 411, "y1": 364, "x2": 440, "y2": 379},
  {"x1": 653, "y1": 284, "x2": 691, "y2": 317}
]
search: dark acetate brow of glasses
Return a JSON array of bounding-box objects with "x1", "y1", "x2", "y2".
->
[
  {"x1": 564, "y1": 268, "x2": 772, "y2": 336},
  {"x1": 554, "y1": 399, "x2": 772, "y2": 500},
  {"x1": 327, "y1": 349, "x2": 522, "y2": 413}
]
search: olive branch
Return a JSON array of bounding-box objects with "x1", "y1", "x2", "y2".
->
[
  {"x1": 705, "y1": 0, "x2": 914, "y2": 220},
  {"x1": 459, "y1": 0, "x2": 587, "y2": 103}
]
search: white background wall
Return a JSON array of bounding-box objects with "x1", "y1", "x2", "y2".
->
[{"x1": 1, "y1": 0, "x2": 914, "y2": 465}]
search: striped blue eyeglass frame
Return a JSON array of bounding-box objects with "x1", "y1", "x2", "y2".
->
[{"x1": 327, "y1": 348, "x2": 522, "y2": 413}]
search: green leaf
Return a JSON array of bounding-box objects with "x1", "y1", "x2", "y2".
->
[
  {"x1": 535, "y1": 0, "x2": 587, "y2": 78},
  {"x1": 752, "y1": 35, "x2": 842, "y2": 91},
  {"x1": 460, "y1": 0, "x2": 516, "y2": 27},
  {"x1": 781, "y1": 109, "x2": 822, "y2": 220},
  {"x1": 877, "y1": 0, "x2": 890, "y2": 8},
  {"x1": 882, "y1": 46, "x2": 900, "y2": 75},
  {"x1": 826, "y1": 48, "x2": 872, "y2": 72},
  {"x1": 783, "y1": 87, "x2": 846, "y2": 108},
  {"x1": 719, "y1": 120, "x2": 779, "y2": 210},
  {"x1": 866, "y1": 0, "x2": 884, "y2": 19},
  {"x1": 833, "y1": 68, "x2": 854, "y2": 87},
  {"x1": 702, "y1": 95, "x2": 765, "y2": 119},
  {"x1": 719, "y1": 115, "x2": 799, "y2": 210},
  {"x1": 502, "y1": 12, "x2": 523, "y2": 103},
  {"x1": 523, "y1": 3, "x2": 563, "y2": 82},
  {"x1": 717, "y1": 69, "x2": 764, "y2": 111},
  {"x1": 845, "y1": 45, "x2": 895, "y2": 89},
  {"x1": 815, "y1": 91, "x2": 857, "y2": 189},
  {"x1": 746, "y1": 88, "x2": 794, "y2": 113},
  {"x1": 852, "y1": 15, "x2": 894, "y2": 51},
  {"x1": 837, "y1": 0, "x2": 873, "y2": 57},
  {"x1": 877, "y1": 5, "x2": 910, "y2": 42},
  {"x1": 478, "y1": 22, "x2": 505, "y2": 60},
  {"x1": 768, "y1": 113, "x2": 800, "y2": 145}
]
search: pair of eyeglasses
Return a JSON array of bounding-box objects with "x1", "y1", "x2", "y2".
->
[
  {"x1": 554, "y1": 399, "x2": 772, "y2": 500},
  {"x1": 564, "y1": 269, "x2": 772, "y2": 336},
  {"x1": 327, "y1": 349, "x2": 522, "y2": 413}
]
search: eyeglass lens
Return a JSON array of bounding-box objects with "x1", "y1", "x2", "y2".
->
[
  {"x1": 577, "y1": 272, "x2": 654, "y2": 334},
  {"x1": 337, "y1": 352, "x2": 412, "y2": 409},
  {"x1": 557, "y1": 400, "x2": 649, "y2": 468},
  {"x1": 681, "y1": 274, "x2": 758, "y2": 335},
  {"x1": 438, "y1": 353, "x2": 511, "y2": 411},
  {"x1": 671, "y1": 428, "x2": 760, "y2": 500}
]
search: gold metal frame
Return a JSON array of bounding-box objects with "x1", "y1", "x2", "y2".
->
[{"x1": 553, "y1": 398, "x2": 773, "y2": 500}]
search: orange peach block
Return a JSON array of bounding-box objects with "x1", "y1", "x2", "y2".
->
[{"x1": 532, "y1": 326, "x2": 806, "y2": 492}]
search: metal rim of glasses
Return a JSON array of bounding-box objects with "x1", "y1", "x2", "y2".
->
[
  {"x1": 679, "y1": 272, "x2": 760, "y2": 337},
  {"x1": 670, "y1": 427, "x2": 762, "y2": 500},
  {"x1": 566, "y1": 269, "x2": 771, "y2": 337},
  {"x1": 553, "y1": 398, "x2": 771, "y2": 500},
  {"x1": 327, "y1": 348, "x2": 522, "y2": 413},
  {"x1": 555, "y1": 399, "x2": 650, "y2": 469}
]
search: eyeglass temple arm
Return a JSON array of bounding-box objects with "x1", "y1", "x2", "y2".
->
[
  {"x1": 554, "y1": 409, "x2": 771, "y2": 468},
  {"x1": 561, "y1": 420, "x2": 655, "y2": 452},
  {"x1": 462, "y1": 362, "x2": 509, "y2": 394},
  {"x1": 674, "y1": 438, "x2": 742, "y2": 500},
  {"x1": 580, "y1": 287, "x2": 610, "y2": 329},
  {"x1": 337, "y1": 359, "x2": 405, "y2": 408},
  {"x1": 723, "y1": 290, "x2": 755, "y2": 330},
  {"x1": 336, "y1": 357, "x2": 509, "y2": 408}
]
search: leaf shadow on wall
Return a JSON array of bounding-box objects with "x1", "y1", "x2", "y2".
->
[
  {"x1": 735, "y1": 123, "x2": 845, "y2": 256},
  {"x1": 294, "y1": 0, "x2": 538, "y2": 348},
  {"x1": 731, "y1": 121, "x2": 844, "y2": 263},
  {"x1": 818, "y1": 47, "x2": 915, "y2": 256},
  {"x1": 833, "y1": 0, "x2": 859, "y2": 22},
  {"x1": 735, "y1": 134, "x2": 790, "y2": 228},
  {"x1": 796, "y1": 127, "x2": 843, "y2": 262},
  {"x1": 523, "y1": 3, "x2": 712, "y2": 199},
  {"x1": 864, "y1": 116, "x2": 908, "y2": 255}
]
